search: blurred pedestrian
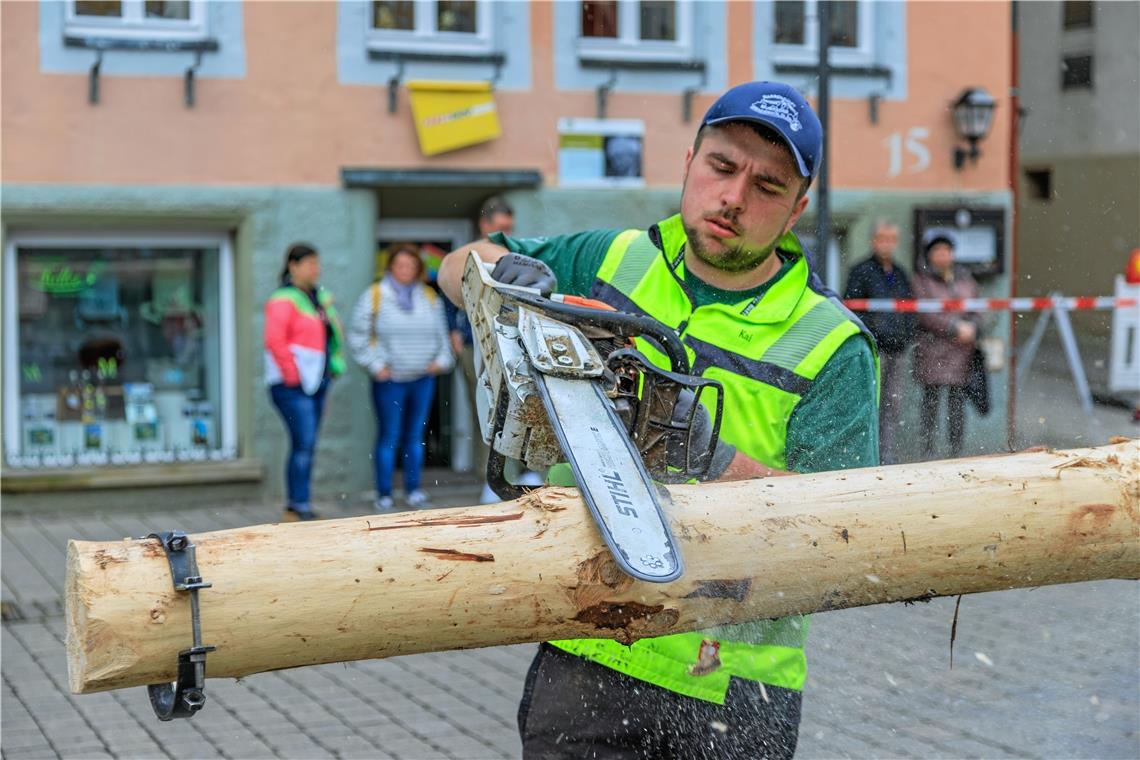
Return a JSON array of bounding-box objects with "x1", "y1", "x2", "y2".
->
[
  {"x1": 444, "y1": 198, "x2": 528, "y2": 503},
  {"x1": 912, "y1": 229, "x2": 979, "y2": 459},
  {"x1": 264, "y1": 243, "x2": 345, "y2": 521},
  {"x1": 349, "y1": 245, "x2": 454, "y2": 510},
  {"x1": 450, "y1": 199, "x2": 514, "y2": 407},
  {"x1": 844, "y1": 219, "x2": 915, "y2": 464},
  {"x1": 479, "y1": 196, "x2": 515, "y2": 237}
]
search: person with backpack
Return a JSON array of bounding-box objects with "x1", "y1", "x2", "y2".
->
[{"x1": 348, "y1": 245, "x2": 453, "y2": 510}]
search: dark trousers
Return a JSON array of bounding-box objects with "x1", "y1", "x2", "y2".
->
[
  {"x1": 518, "y1": 644, "x2": 801, "y2": 760},
  {"x1": 459, "y1": 344, "x2": 489, "y2": 475},
  {"x1": 370, "y1": 375, "x2": 436, "y2": 496},
  {"x1": 920, "y1": 383, "x2": 967, "y2": 459},
  {"x1": 268, "y1": 380, "x2": 329, "y2": 509},
  {"x1": 878, "y1": 351, "x2": 905, "y2": 464}
]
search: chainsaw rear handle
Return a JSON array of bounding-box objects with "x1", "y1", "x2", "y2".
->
[
  {"x1": 499, "y1": 289, "x2": 691, "y2": 375},
  {"x1": 606, "y1": 347, "x2": 725, "y2": 483}
]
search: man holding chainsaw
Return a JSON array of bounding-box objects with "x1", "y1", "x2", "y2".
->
[{"x1": 439, "y1": 81, "x2": 878, "y2": 759}]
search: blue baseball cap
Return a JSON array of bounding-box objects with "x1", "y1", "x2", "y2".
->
[{"x1": 700, "y1": 81, "x2": 823, "y2": 179}]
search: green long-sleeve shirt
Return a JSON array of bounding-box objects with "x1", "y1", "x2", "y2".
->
[{"x1": 489, "y1": 229, "x2": 879, "y2": 473}]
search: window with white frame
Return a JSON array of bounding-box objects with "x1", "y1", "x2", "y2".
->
[
  {"x1": 65, "y1": 1, "x2": 208, "y2": 42},
  {"x1": 368, "y1": 0, "x2": 493, "y2": 56},
  {"x1": 3, "y1": 234, "x2": 237, "y2": 469},
  {"x1": 770, "y1": 0, "x2": 873, "y2": 65},
  {"x1": 578, "y1": 0, "x2": 694, "y2": 63}
]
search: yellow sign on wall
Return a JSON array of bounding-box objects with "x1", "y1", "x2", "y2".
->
[{"x1": 407, "y1": 80, "x2": 501, "y2": 156}]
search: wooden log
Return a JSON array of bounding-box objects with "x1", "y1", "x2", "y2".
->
[{"x1": 67, "y1": 441, "x2": 1139, "y2": 694}]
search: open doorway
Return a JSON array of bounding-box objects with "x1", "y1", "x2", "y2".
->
[{"x1": 374, "y1": 218, "x2": 475, "y2": 471}]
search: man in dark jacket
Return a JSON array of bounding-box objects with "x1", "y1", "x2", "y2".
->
[{"x1": 844, "y1": 220, "x2": 915, "y2": 463}]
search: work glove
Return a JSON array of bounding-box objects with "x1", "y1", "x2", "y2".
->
[
  {"x1": 491, "y1": 253, "x2": 557, "y2": 294},
  {"x1": 666, "y1": 388, "x2": 736, "y2": 481}
]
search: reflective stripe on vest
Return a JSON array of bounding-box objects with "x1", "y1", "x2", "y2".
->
[{"x1": 554, "y1": 214, "x2": 875, "y2": 703}]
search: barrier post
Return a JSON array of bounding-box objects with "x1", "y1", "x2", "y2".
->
[
  {"x1": 1015, "y1": 304, "x2": 1052, "y2": 390},
  {"x1": 1108, "y1": 274, "x2": 1140, "y2": 395},
  {"x1": 845, "y1": 292, "x2": 1137, "y2": 447},
  {"x1": 1015, "y1": 292, "x2": 1103, "y2": 443}
]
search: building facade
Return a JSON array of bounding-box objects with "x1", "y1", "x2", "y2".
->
[
  {"x1": 2, "y1": 0, "x2": 1014, "y2": 510},
  {"x1": 1017, "y1": 0, "x2": 1140, "y2": 346}
]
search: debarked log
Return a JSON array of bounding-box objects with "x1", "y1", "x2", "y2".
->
[{"x1": 67, "y1": 440, "x2": 1139, "y2": 694}]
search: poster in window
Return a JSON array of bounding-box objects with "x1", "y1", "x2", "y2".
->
[
  {"x1": 558, "y1": 118, "x2": 645, "y2": 188},
  {"x1": 912, "y1": 207, "x2": 1006, "y2": 278}
]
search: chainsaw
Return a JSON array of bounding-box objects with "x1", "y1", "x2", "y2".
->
[{"x1": 461, "y1": 252, "x2": 724, "y2": 583}]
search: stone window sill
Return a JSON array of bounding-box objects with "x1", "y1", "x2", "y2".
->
[{"x1": 1, "y1": 458, "x2": 263, "y2": 493}]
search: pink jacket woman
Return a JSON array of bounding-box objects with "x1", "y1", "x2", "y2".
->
[{"x1": 263, "y1": 244, "x2": 345, "y2": 521}]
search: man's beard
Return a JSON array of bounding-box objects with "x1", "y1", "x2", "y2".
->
[{"x1": 683, "y1": 221, "x2": 781, "y2": 273}]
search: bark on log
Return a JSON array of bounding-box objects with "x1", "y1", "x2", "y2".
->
[{"x1": 67, "y1": 441, "x2": 1139, "y2": 695}]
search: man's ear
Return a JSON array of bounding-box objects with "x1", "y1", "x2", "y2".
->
[
  {"x1": 682, "y1": 145, "x2": 694, "y2": 185},
  {"x1": 783, "y1": 191, "x2": 811, "y2": 234}
]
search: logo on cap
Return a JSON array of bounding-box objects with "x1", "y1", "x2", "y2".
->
[{"x1": 749, "y1": 94, "x2": 802, "y2": 132}]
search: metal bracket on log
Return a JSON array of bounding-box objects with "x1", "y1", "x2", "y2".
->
[{"x1": 145, "y1": 531, "x2": 215, "y2": 721}]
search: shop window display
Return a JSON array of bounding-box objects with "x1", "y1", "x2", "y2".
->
[{"x1": 9, "y1": 245, "x2": 232, "y2": 468}]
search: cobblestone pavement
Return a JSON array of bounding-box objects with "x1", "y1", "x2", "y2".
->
[{"x1": 4, "y1": 495, "x2": 1138, "y2": 759}]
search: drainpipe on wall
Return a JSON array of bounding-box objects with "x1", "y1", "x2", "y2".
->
[
  {"x1": 816, "y1": 1, "x2": 832, "y2": 289},
  {"x1": 1007, "y1": 0, "x2": 1021, "y2": 450}
]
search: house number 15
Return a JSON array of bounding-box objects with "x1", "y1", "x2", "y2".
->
[{"x1": 885, "y1": 128, "x2": 931, "y2": 178}]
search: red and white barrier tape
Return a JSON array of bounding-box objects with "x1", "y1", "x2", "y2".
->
[{"x1": 843, "y1": 296, "x2": 1140, "y2": 313}]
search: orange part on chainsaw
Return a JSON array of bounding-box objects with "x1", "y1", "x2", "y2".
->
[{"x1": 555, "y1": 294, "x2": 617, "y2": 311}]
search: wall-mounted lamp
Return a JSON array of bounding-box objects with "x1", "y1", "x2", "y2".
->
[{"x1": 951, "y1": 87, "x2": 996, "y2": 170}]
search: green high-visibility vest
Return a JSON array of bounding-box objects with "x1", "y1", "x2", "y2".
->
[{"x1": 550, "y1": 214, "x2": 877, "y2": 704}]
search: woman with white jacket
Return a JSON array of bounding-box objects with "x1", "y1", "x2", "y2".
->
[{"x1": 348, "y1": 246, "x2": 453, "y2": 510}]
